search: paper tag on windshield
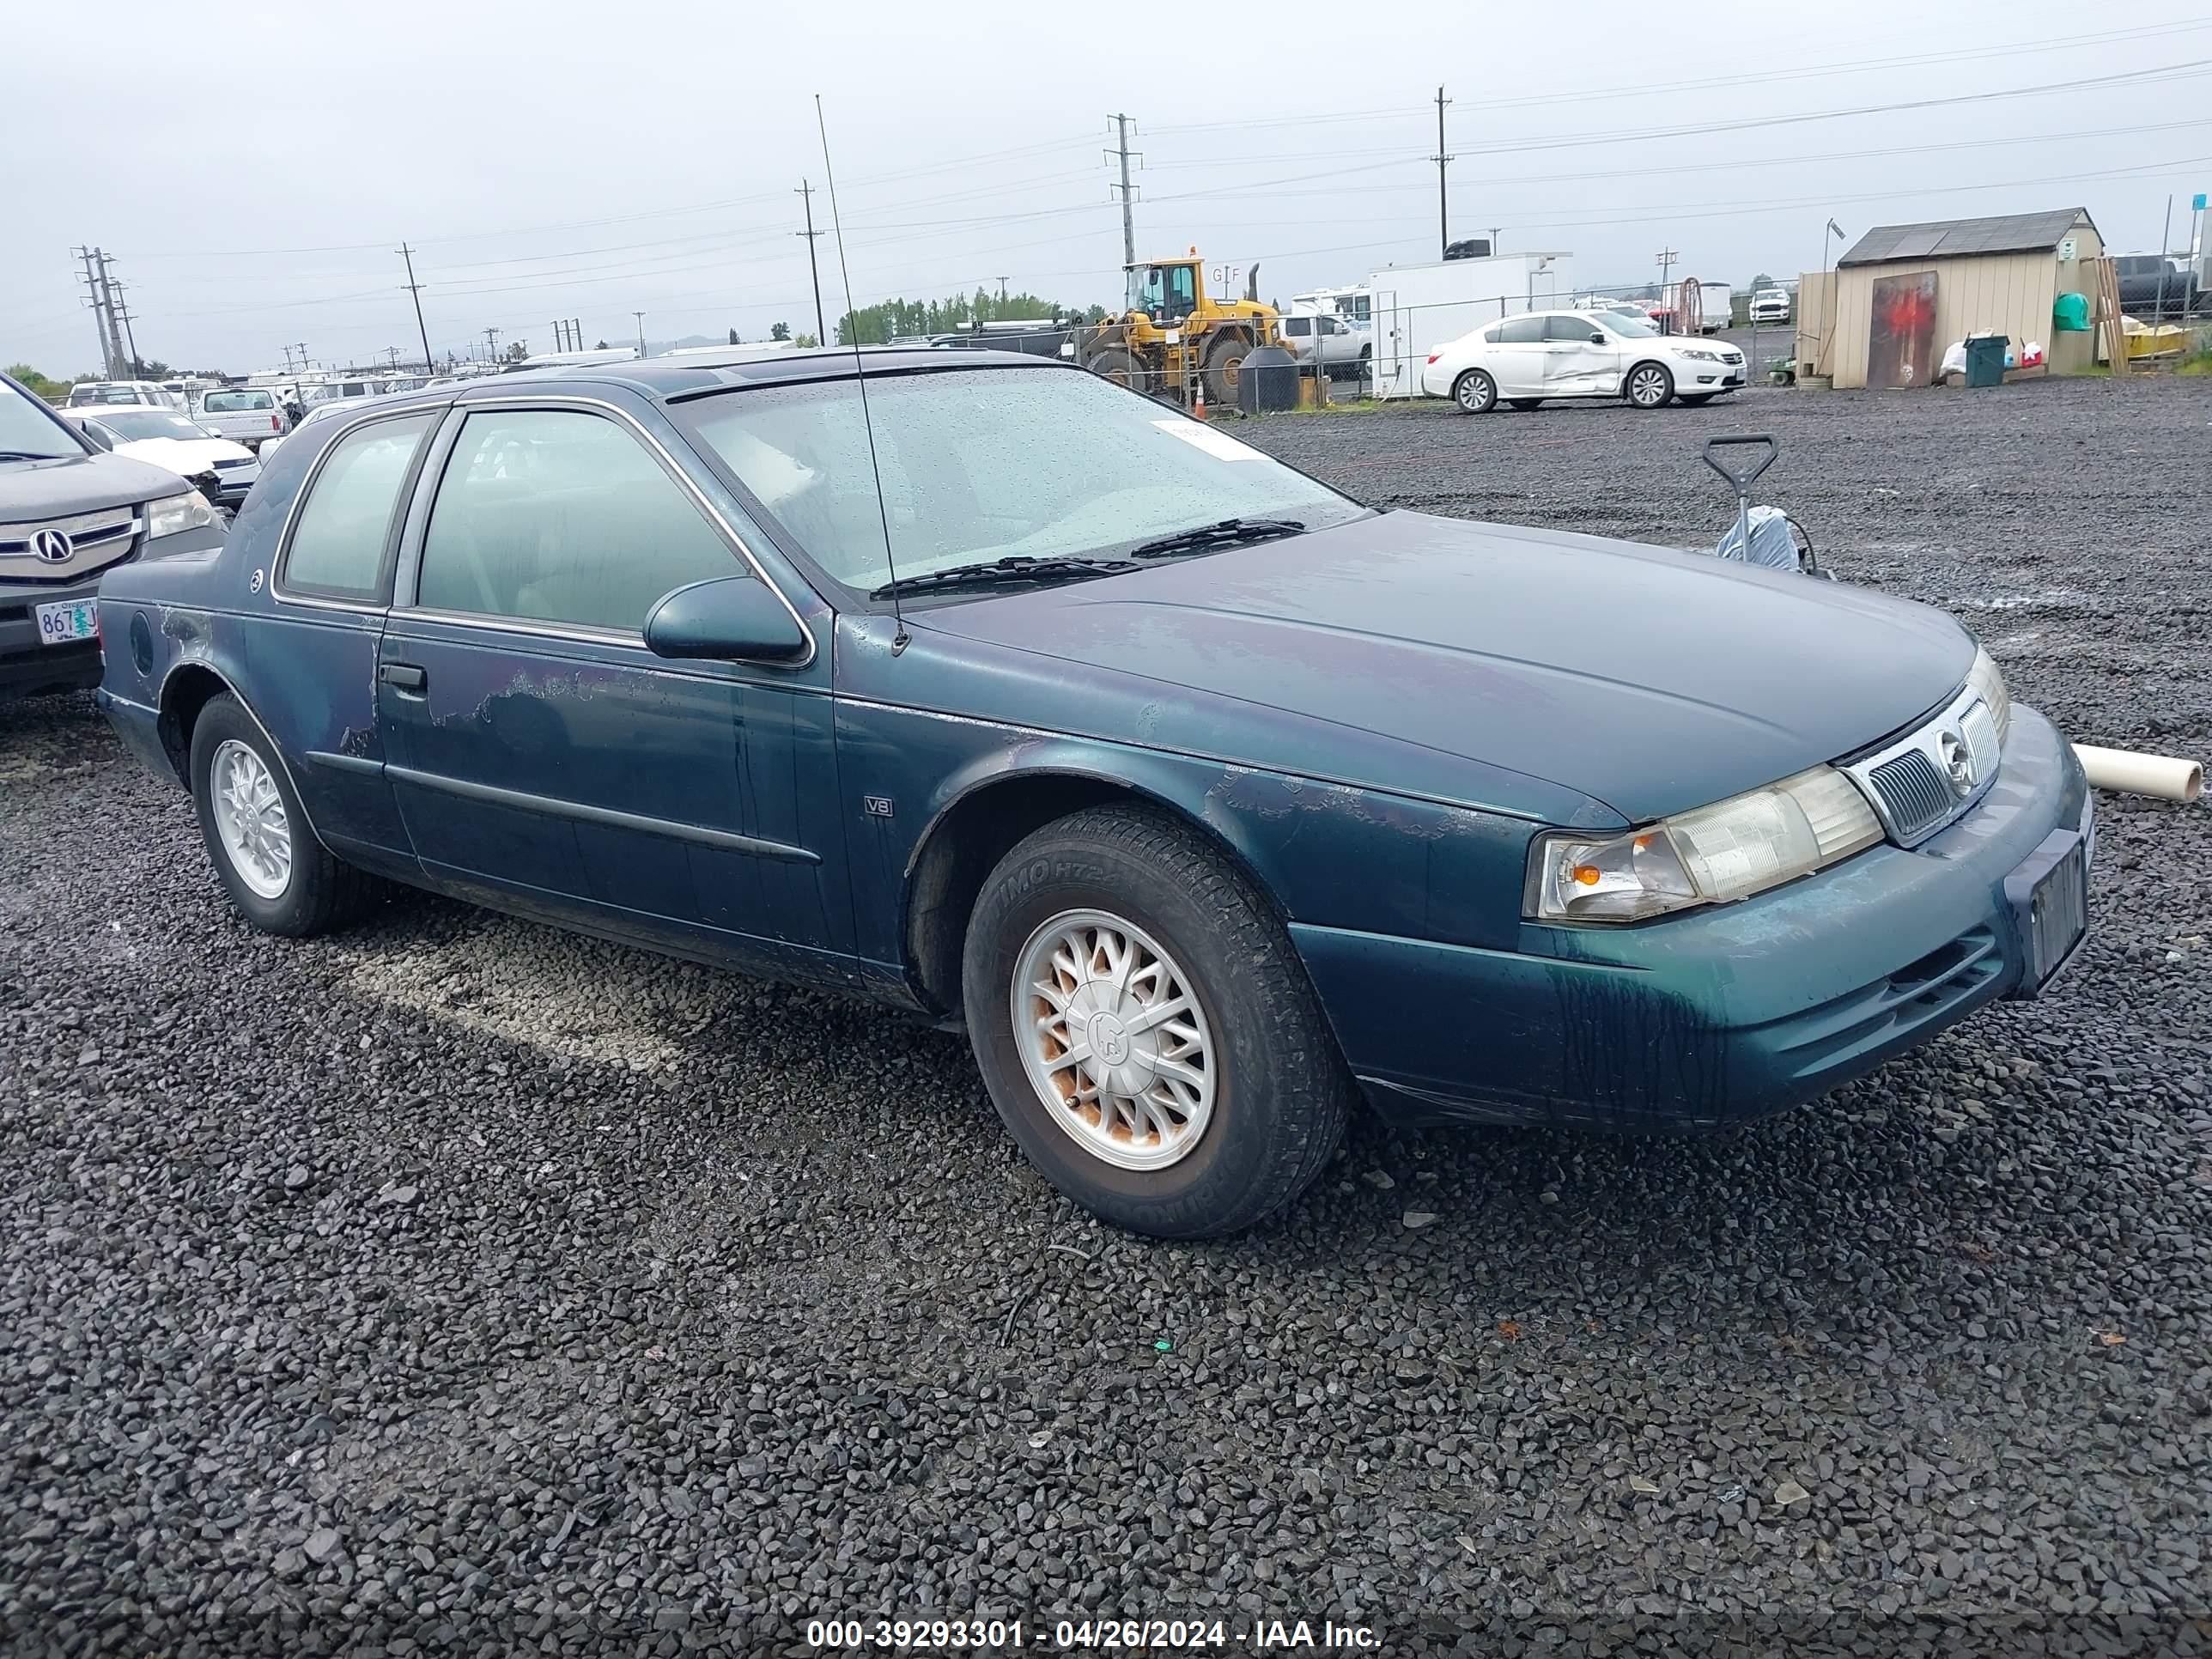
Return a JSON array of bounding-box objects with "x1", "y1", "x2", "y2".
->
[{"x1": 1152, "y1": 419, "x2": 1266, "y2": 461}]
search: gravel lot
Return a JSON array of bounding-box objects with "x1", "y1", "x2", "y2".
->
[{"x1": 3, "y1": 377, "x2": 2209, "y2": 1657}]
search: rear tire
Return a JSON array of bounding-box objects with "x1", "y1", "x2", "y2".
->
[
  {"x1": 1451, "y1": 368, "x2": 1498, "y2": 414},
  {"x1": 1625, "y1": 362, "x2": 1674, "y2": 409},
  {"x1": 961, "y1": 805, "x2": 1352, "y2": 1239},
  {"x1": 189, "y1": 694, "x2": 377, "y2": 937}
]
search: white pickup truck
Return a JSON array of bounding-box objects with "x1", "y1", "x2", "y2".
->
[{"x1": 191, "y1": 386, "x2": 290, "y2": 453}]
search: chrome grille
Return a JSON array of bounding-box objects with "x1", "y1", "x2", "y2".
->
[
  {"x1": 1869, "y1": 750, "x2": 1954, "y2": 842},
  {"x1": 0, "y1": 508, "x2": 141, "y2": 584},
  {"x1": 1841, "y1": 680, "x2": 2005, "y2": 848}
]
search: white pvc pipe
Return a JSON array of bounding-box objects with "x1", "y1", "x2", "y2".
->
[{"x1": 2073, "y1": 744, "x2": 2203, "y2": 802}]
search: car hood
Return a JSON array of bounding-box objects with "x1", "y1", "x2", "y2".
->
[
  {"x1": 911, "y1": 510, "x2": 1973, "y2": 822},
  {"x1": 0, "y1": 450, "x2": 204, "y2": 519},
  {"x1": 113, "y1": 437, "x2": 247, "y2": 471}
]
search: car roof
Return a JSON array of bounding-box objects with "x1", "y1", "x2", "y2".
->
[{"x1": 332, "y1": 346, "x2": 1066, "y2": 422}]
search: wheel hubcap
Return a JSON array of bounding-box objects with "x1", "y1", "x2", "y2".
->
[
  {"x1": 210, "y1": 738, "x2": 291, "y2": 900},
  {"x1": 1459, "y1": 376, "x2": 1487, "y2": 409},
  {"x1": 1012, "y1": 908, "x2": 1215, "y2": 1171},
  {"x1": 1632, "y1": 369, "x2": 1664, "y2": 404}
]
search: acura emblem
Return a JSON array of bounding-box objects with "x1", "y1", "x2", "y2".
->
[
  {"x1": 1936, "y1": 728, "x2": 1977, "y2": 797},
  {"x1": 31, "y1": 527, "x2": 74, "y2": 564}
]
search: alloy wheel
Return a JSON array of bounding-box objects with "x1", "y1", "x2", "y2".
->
[
  {"x1": 209, "y1": 738, "x2": 292, "y2": 899},
  {"x1": 1012, "y1": 908, "x2": 1215, "y2": 1171}
]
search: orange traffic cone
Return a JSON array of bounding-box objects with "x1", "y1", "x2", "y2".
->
[{"x1": 1192, "y1": 380, "x2": 1208, "y2": 420}]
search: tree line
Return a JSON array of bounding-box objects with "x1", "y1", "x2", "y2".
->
[{"x1": 834, "y1": 289, "x2": 1105, "y2": 346}]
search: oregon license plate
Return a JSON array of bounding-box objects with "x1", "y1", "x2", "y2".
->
[{"x1": 34, "y1": 599, "x2": 99, "y2": 646}]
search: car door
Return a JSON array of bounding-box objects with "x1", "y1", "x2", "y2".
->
[
  {"x1": 1543, "y1": 313, "x2": 1621, "y2": 396},
  {"x1": 375, "y1": 393, "x2": 856, "y2": 984},
  {"x1": 256, "y1": 405, "x2": 442, "y2": 878},
  {"x1": 1486, "y1": 315, "x2": 1548, "y2": 395}
]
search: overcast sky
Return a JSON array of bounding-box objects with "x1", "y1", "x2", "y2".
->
[{"x1": 9, "y1": 1, "x2": 2209, "y2": 375}]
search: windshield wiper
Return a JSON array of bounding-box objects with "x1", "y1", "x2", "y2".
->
[
  {"x1": 1127, "y1": 516, "x2": 1306, "y2": 560},
  {"x1": 869, "y1": 555, "x2": 1140, "y2": 601},
  {"x1": 0, "y1": 450, "x2": 67, "y2": 462}
]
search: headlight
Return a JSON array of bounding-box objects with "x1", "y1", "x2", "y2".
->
[
  {"x1": 1966, "y1": 645, "x2": 2010, "y2": 744},
  {"x1": 1679, "y1": 347, "x2": 1719, "y2": 362},
  {"x1": 1526, "y1": 766, "x2": 1883, "y2": 923},
  {"x1": 146, "y1": 489, "x2": 218, "y2": 540}
]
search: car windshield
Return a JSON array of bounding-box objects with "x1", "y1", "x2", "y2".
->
[
  {"x1": 0, "y1": 381, "x2": 82, "y2": 459},
  {"x1": 1599, "y1": 313, "x2": 1661, "y2": 338},
  {"x1": 682, "y1": 366, "x2": 1362, "y2": 596},
  {"x1": 201, "y1": 390, "x2": 272, "y2": 411},
  {"x1": 98, "y1": 410, "x2": 210, "y2": 441}
]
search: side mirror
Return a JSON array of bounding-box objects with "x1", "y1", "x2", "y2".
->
[
  {"x1": 80, "y1": 423, "x2": 113, "y2": 452},
  {"x1": 1590, "y1": 332, "x2": 1607, "y2": 344},
  {"x1": 644, "y1": 574, "x2": 811, "y2": 665}
]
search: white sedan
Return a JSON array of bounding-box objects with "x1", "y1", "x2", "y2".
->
[
  {"x1": 61, "y1": 406, "x2": 261, "y2": 508},
  {"x1": 1420, "y1": 308, "x2": 1747, "y2": 413}
]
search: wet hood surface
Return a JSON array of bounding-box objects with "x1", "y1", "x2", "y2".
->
[
  {"x1": 0, "y1": 451, "x2": 198, "y2": 519},
  {"x1": 911, "y1": 509, "x2": 1973, "y2": 821}
]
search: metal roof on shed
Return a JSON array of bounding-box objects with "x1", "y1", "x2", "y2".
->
[{"x1": 1838, "y1": 209, "x2": 2094, "y2": 268}]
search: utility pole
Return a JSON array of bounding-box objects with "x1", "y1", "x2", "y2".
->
[
  {"x1": 997, "y1": 276, "x2": 1010, "y2": 304},
  {"x1": 76, "y1": 247, "x2": 118, "y2": 378},
  {"x1": 1107, "y1": 114, "x2": 1139, "y2": 269},
  {"x1": 111, "y1": 282, "x2": 143, "y2": 376},
  {"x1": 1433, "y1": 88, "x2": 1453, "y2": 260},
  {"x1": 91, "y1": 248, "x2": 129, "y2": 380},
  {"x1": 1656, "y1": 247, "x2": 1678, "y2": 289},
  {"x1": 795, "y1": 179, "x2": 828, "y2": 345},
  {"x1": 398, "y1": 245, "x2": 434, "y2": 375},
  {"x1": 484, "y1": 325, "x2": 501, "y2": 362},
  {"x1": 633, "y1": 310, "x2": 647, "y2": 358}
]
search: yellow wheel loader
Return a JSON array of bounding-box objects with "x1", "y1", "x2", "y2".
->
[{"x1": 1080, "y1": 252, "x2": 1281, "y2": 407}]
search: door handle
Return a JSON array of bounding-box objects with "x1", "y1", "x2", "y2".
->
[{"x1": 379, "y1": 662, "x2": 428, "y2": 692}]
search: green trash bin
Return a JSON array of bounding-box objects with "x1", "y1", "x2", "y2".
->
[{"x1": 1964, "y1": 333, "x2": 2008, "y2": 388}]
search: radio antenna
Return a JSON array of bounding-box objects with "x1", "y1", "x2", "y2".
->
[{"x1": 814, "y1": 94, "x2": 907, "y2": 655}]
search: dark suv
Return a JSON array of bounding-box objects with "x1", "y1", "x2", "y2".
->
[{"x1": 1, "y1": 370, "x2": 228, "y2": 701}]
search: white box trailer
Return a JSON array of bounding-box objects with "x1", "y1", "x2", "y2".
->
[{"x1": 1367, "y1": 252, "x2": 1572, "y2": 398}]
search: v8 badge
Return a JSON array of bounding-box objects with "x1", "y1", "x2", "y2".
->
[{"x1": 862, "y1": 795, "x2": 895, "y2": 818}]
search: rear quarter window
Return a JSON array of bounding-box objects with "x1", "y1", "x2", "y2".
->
[{"x1": 279, "y1": 413, "x2": 436, "y2": 602}]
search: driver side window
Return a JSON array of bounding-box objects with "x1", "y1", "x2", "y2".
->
[{"x1": 415, "y1": 409, "x2": 743, "y2": 633}]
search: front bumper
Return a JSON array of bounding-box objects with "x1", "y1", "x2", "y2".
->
[
  {"x1": 1294, "y1": 705, "x2": 2089, "y2": 1131},
  {"x1": 0, "y1": 571, "x2": 106, "y2": 699}
]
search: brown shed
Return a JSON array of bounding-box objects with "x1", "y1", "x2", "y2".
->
[{"x1": 1798, "y1": 208, "x2": 2102, "y2": 388}]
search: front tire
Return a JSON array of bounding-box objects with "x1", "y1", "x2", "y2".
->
[
  {"x1": 1451, "y1": 368, "x2": 1498, "y2": 414},
  {"x1": 961, "y1": 805, "x2": 1352, "y2": 1238},
  {"x1": 190, "y1": 694, "x2": 375, "y2": 937},
  {"x1": 1625, "y1": 362, "x2": 1674, "y2": 409}
]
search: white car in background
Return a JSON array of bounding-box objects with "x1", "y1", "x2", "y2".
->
[
  {"x1": 1277, "y1": 311, "x2": 1368, "y2": 374},
  {"x1": 1422, "y1": 307, "x2": 1747, "y2": 413},
  {"x1": 191, "y1": 385, "x2": 291, "y2": 452},
  {"x1": 59, "y1": 406, "x2": 260, "y2": 510},
  {"x1": 1748, "y1": 288, "x2": 1793, "y2": 325},
  {"x1": 64, "y1": 380, "x2": 185, "y2": 410}
]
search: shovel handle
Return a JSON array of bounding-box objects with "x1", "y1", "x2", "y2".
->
[{"x1": 1702, "y1": 434, "x2": 1778, "y2": 495}]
